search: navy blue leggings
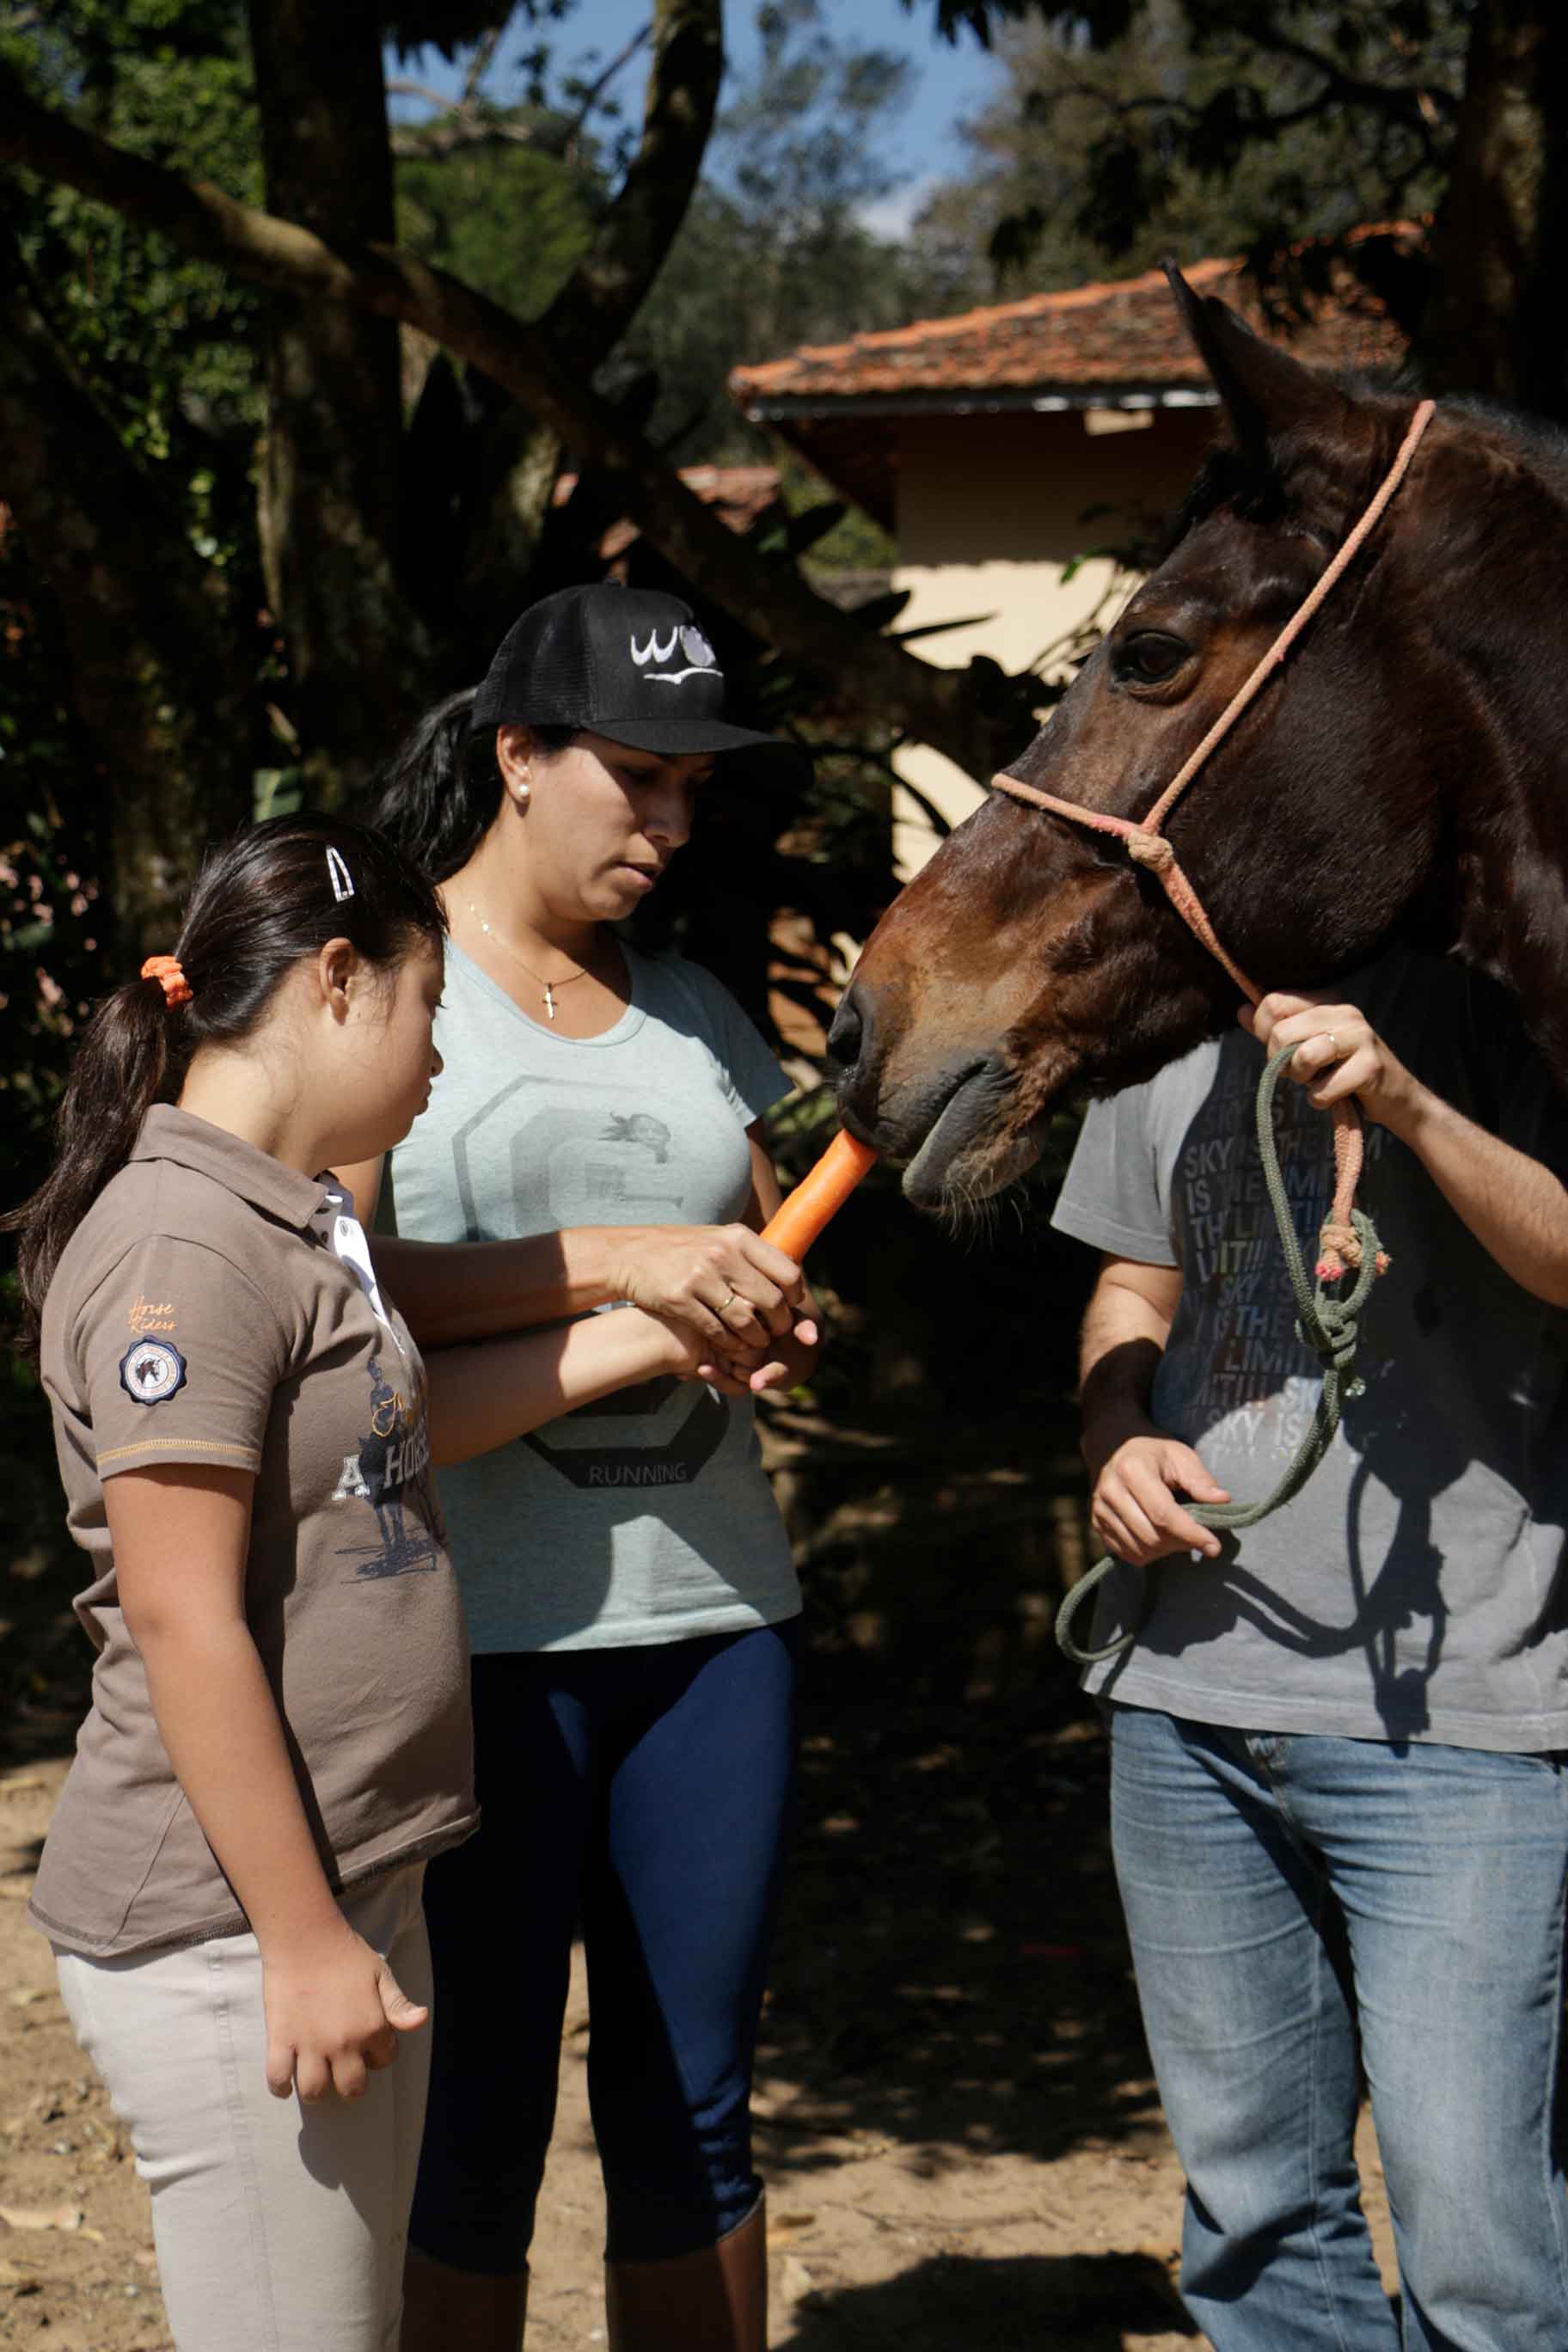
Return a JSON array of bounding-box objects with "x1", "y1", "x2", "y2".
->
[{"x1": 409, "y1": 1620, "x2": 799, "y2": 2270}]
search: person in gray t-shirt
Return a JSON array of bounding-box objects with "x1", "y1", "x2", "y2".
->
[
  {"x1": 1053, "y1": 957, "x2": 1568, "y2": 2352},
  {"x1": 347, "y1": 585, "x2": 821, "y2": 2352}
]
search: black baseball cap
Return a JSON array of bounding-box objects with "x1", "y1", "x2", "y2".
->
[{"x1": 469, "y1": 584, "x2": 810, "y2": 781}]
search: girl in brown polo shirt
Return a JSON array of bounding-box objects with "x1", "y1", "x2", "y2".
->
[{"x1": 6, "y1": 817, "x2": 749, "y2": 2352}]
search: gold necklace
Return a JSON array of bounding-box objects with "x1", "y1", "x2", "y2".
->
[{"x1": 467, "y1": 903, "x2": 594, "y2": 1022}]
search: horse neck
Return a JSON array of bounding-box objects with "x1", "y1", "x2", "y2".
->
[{"x1": 1418, "y1": 433, "x2": 1568, "y2": 1086}]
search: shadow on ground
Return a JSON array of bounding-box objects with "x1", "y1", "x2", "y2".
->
[
  {"x1": 753, "y1": 1387, "x2": 1159, "y2": 2184},
  {"x1": 785, "y1": 2249, "x2": 1196, "y2": 2349}
]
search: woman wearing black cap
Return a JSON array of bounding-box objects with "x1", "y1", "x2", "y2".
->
[{"x1": 341, "y1": 584, "x2": 819, "y2": 2352}]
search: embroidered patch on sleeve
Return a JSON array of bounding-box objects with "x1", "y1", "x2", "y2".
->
[{"x1": 118, "y1": 1338, "x2": 188, "y2": 1406}]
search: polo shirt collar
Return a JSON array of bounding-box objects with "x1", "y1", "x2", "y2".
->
[{"x1": 132, "y1": 1104, "x2": 333, "y2": 1229}]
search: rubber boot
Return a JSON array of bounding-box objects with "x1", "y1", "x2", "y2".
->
[
  {"x1": 604, "y1": 2199, "x2": 768, "y2": 2352},
  {"x1": 400, "y1": 2244, "x2": 529, "y2": 2351}
]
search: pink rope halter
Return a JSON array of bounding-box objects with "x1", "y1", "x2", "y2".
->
[{"x1": 992, "y1": 397, "x2": 1436, "y2": 1277}]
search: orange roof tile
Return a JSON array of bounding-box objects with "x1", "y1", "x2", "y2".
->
[{"x1": 730, "y1": 239, "x2": 1412, "y2": 412}]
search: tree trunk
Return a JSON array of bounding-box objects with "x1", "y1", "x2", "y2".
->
[
  {"x1": 1418, "y1": 0, "x2": 1568, "y2": 419},
  {"x1": 248, "y1": 0, "x2": 432, "y2": 799}
]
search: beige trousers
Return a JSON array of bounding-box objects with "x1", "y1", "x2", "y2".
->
[{"x1": 54, "y1": 1863, "x2": 431, "y2": 2352}]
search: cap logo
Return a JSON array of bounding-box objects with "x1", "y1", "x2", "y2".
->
[{"x1": 630, "y1": 624, "x2": 721, "y2": 687}]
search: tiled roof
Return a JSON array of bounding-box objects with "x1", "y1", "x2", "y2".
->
[{"x1": 730, "y1": 241, "x2": 1412, "y2": 413}]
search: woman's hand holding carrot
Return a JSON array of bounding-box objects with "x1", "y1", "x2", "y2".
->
[{"x1": 606, "y1": 1222, "x2": 805, "y2": 1350}]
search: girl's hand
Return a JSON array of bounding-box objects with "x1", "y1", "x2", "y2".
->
[
  {"x1": 1241, "y1": 992, "x2": 1418, "y2": 1130},
  {"x1": 705, "y1": 1318, "x2": 822, "y2": 1397},
  {"x1": 653, "y1": 1306, "x2": 821, "y2": 1399},
  {"x1": 260, "y1": 1917, "x2": 427, "y2": 2103}
]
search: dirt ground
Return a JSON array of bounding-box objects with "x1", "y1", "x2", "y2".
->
[{"x1": 0, "y1": 1401, "x2": 1398, "y2": 2351}]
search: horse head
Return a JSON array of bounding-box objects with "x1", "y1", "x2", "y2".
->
[{"x1": 833, "y1": 270, "x2": 1568, "y2": 1210}]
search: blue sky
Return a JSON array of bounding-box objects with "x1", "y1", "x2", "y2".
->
[{"x1": 389, "y1": 2, "x2": 1004, "y2": 238}]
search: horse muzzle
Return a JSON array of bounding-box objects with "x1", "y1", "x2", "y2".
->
[{"x1": 830, "y1": 981, "x2": 1024, "y2": 1208}]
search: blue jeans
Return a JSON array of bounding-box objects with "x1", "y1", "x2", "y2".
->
[
  {"x1": 1107, "y1": 1706, "x2": 1568, "y2": 2351},
  {"x1": 411, "y1": 1621, "x2": 799, "y2": 2271}
]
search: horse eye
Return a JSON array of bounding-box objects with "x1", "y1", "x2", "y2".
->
[{"x1": 1116, "y1": 630, "x2": 1191, "y2": 683}]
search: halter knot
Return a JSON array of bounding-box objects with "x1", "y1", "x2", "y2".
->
[
  {"x1": 1125, "y1": 830, "x2": 1174, "y2": 873},
  {"x1": 1316, "y1": 1218, "x2": 1393, "y2": 1284},
  {"x1": 1316, "y1": 1218, "x2": 1362, "y2": 1277}
]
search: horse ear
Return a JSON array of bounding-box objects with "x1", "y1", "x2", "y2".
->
[{"x1": 1164, "y1": 262, "x2": 1348, "y2": 463}]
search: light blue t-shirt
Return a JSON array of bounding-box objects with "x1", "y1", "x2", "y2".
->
[
  {"x1": 1052, "y1": 956, "x2": 1568, "y2": 1751},
  {"x1": 383, "y1": 940, "x2": 800, "y2": 1652}
]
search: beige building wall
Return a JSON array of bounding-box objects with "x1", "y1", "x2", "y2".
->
[{"x1": 889, "y1": 403, "x2": 1216, "y2": 875}]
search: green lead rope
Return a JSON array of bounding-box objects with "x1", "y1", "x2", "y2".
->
[{"x1": 1055, "y1": 1044, "x2": 1387, "y2": 1669}]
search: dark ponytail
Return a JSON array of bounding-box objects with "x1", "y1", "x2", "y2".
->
[
  {"x1": 366, "y1": 685, "x2": 575, "y2": 883},
  {"x1": 4, "y1": 814, "x2": 444, "y2": 1354},
  {"x1": 365, "y1": 687, "x2": 499, "y2": 883}
]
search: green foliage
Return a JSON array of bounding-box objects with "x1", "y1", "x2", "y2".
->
[
  {"x1": 395, "y1": 133, "x2": 598, "y2": 318},
  {"x1": 383, "y1": 0, "x2": 564, "y2": 67},
  {"x1": 0, "y1": 524, "x2": 113, "y2": 1208},
  {"x1": 3, "y1": 0, "x2": 266, "y2": 441},
  {"x1": 916, "y1": 0, "x2": 1469, "y2": 302}
]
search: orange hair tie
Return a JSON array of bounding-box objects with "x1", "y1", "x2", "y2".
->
[{"x1": 140, "y1": 954, "x2": 193, "y2": 1008}]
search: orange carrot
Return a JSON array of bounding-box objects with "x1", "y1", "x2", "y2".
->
[{"x1": 760, "y1": 1129, "x2": 877, "y2": 1262}]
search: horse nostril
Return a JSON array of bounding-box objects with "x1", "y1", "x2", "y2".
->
[{"x1": 826, "y1": 987, "x2": 865, "y2": 1071}]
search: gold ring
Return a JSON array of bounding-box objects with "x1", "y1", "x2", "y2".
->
[
  {"x1": 1325, "y1": 1032, "x2": 1339, "y2": 1061},
  {"x1": 718, "y1": 1288, "x2": 738, "y2": 1315}
]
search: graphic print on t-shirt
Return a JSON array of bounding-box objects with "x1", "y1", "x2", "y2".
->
[
  {"x1": 1167, "y1": 1049, "x2": 1389, "y2": 1461},
  {"x1": 450, "y1": 1087, "x2": 735, "y2": 1490},
  {"x1": 333, "y1": 1356, "x2": 444, "y2": 1576}
]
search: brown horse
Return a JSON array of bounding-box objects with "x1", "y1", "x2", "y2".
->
[{"x1": 831, "y1": 272, "x2": 1568, "y2": 1208}]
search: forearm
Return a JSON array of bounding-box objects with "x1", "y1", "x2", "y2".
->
[
  {"x1": 137, "y1": 1619, "x2": 342, "y2": 1954},
  {"x1": 1079, "y1": 1272, "x2": 1175, "y2": 1479},
  {"x1": 1075, "y1": 1259, "x2": 1230, "y2": 1560},
  {"x1": 425, "y1": 1306, "x2": 686, "y2": 1465},
  {"x1": 1379, "y1": 1084, "x2": 1568, "y2": 1308},
  {"x1": 1241, "y1": 992, "x2": 1568, "y2": 1308},
  {"x1": 368, "y1": 1228, "x2": 639, "y2": 1345}
]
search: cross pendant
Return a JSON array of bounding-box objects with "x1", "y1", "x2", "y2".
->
[{"x1": 543, "y1": 983, "x2": 557, "y2": 1021}]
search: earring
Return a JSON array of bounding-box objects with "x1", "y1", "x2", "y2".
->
[{"x1": 514, "y1": 767, "x2": 531, "y2": 810}]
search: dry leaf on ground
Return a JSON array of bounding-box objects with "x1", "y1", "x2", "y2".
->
[{"x1": 0, "y1": 2202, "x2": 83, "y2": 2233}]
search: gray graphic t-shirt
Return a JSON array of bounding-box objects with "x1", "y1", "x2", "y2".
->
[
  {"x1": 1051, "y1": 956, "x2": 1568, "y2": 1750},
  {"x1": 383, "y1": 940, "x2": 799, "y2": 1652}
]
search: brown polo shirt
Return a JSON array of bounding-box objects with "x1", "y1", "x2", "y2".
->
[{"x1": 31, "y1": 1105, "x2": 476, "y2": 1958}]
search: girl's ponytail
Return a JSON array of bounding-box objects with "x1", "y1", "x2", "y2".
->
[
  {"x1": 4, "y1": 814, "x2": 444, "y2": 1356},
  {"x1": 4, "y1": 976, "x2": 176, "y2": 1350},
  {"x1": 365, "y1": 687, "x2": 500, "y2": 883}
]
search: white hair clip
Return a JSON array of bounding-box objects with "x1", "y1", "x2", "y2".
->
[{"x1": 325, "y1": 846, "x2": 355, "y2": 903}]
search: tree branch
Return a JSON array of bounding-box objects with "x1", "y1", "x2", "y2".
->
[
  {"x1": 385, "y1": 76, "x2": 462, "y2": 108},
  {"x1": 463, "y1": 25, "x2": 503, "y2": 107},
  {"x1": 389, "y1": 111, "x2": 540, "y2": 157},
  {"x1": 538, "y1": 0, "x2": 722, "y2": 370},
  {"x1": 0, "y1": 67, "x2": 1034, "y2": 780},
  {"x1": 562, "y1": 21, "x2": 653, "y2": 159},
  {"x1": 1189, "y1": 5, "x2": 1456, "y2": 164}
]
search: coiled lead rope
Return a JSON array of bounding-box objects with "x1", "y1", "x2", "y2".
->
[{"x1": 1056, "y1": 1044, "x2": 1386, "y2": 1666}]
